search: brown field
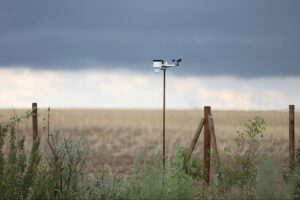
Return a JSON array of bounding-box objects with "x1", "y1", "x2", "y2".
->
[{"x1": 0, "y1": 109, "x2": 299, "y2": 175}]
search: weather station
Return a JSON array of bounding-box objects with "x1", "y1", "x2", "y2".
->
[{"x1": 152, "y1": 58, "x2": 182, "y2": 168}]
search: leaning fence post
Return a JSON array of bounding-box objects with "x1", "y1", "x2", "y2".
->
[
  {"x1": 187, "y1": 118, "x2": 204, "y2": 161},
  {"x1": 208, "y1": 114, "x2": 222, "y2": 186},
  {"x1": 204, "y1": 106, "x2": 211, "y2": 185},
  {"x1": 32, "y1": 103, "x2": 38, "y2": 142},
  {"x1": 289, "y1": 105, "x2": 295, "y2": 166}
]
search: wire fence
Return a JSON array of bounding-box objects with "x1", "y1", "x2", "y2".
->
[{"x1": 0, "y1": 103, "x2": 298, "y2": 176}]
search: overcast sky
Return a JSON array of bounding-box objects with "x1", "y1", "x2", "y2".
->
[
  {"x1": 1, "y1": 0, "x2": 300, "y2": 76},
  {"x1": 1, "y1": 1, "x2": 300, "y2": 109}
]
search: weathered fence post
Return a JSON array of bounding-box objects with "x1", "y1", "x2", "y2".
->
[
  {"x1": 187, "y1": 118, "x2": 204, "y2": 161},
  {"x1": 208, "y1": 114, "x2": 222, "y2": 186},
  {"x1": 204, "y1": 106, "x2": 211, "y2": 185},
  {"x1": 32, "y1": 103, "x2": 38, "y2": 142},
  {"x1": 289, "y1": 105, "x2": 295, "y2": 165}
]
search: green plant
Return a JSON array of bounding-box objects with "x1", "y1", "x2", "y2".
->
[
  {"x1": 136, "y1": 148, "x2": 201, "y2": 199},
  {"x1": 40, "y1": 130, "x2": 89, "y2": 199},
  {"x1": 295, "y1": 145, "x2": 300, "y2": 198},
  {"x1": 173, "y1": 146, "x2": 204, "y2": 180},
  {"x1": 0, "y1": 110, "x2": 90, "y2": 200},
  {"x1": 219, "y1": 117, "x2": 266, "y2": 199},
  {"x1": 0, "y1": 111, "x2": 41, "y2": 200},
  {"x1": 287, "y1": 143, "x2": 300, "y2": 199},
  {"x1": 85, "y1": 147, "x2": 202, "y2": 200},
  {"x1": 255, "y1": 153, "x2": 294, "y2": 199}
]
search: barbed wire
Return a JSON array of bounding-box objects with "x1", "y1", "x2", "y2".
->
[
  {"x1": 34, "y1": 107, "x2": 300, "y2": 111},
  {"x1": 3, "y1": 105, "x2": 300, "y2": 114}
]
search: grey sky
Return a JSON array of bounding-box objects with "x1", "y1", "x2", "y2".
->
[{"x1": 1, "y1": 0, "x2": 300, "y2": 77}]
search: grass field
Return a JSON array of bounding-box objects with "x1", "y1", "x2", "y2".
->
[{"x1": 0, "y1": 109, "x2": 299, "y2": 175}]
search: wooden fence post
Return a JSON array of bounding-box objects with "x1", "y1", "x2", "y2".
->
[
  {"x1": 208, "y1": 114, "x2": 222, "y2": 186},
  {"x1": 204, "y1": 106, "x2": 211, "y2": 185},
  {"x1": 289, "y1": 105, "x2": 295, "y2": 165},
  {"x1": 32, "y1": 103, "x2": 38, "y2": 142},
  {"x1": 187, "y1": 118, "x2": 204, "y2": 161}
]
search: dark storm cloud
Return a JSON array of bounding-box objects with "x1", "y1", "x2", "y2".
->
[{"x1": 0, "y1": 0, "x2": 300, "y2": 77}]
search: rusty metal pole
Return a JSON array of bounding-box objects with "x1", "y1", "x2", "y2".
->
[
  {"x1": 32, "y1": 102, "x2": 38, "y2": 142},
  {"x1": 289, "y1": 105, "x2": 295, "y2": 165},
  {"x1": 204, "y1": 106, "x2": 211, "y2": 185},
  {"x1": 162, "y1": 69, "x2": 166, "y2": 168}
]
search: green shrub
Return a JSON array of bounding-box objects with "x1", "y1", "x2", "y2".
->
[
  {"x1": 0, "y1": 112, "x2": 89, "y2": 200},
  {"x1": 85, "y1": 147, "x2": 202, "y2": 200},
  {"x1": 219, "y1": 117, "x2": 265, "y2": 199},
  {"x1": 37, "y1": 130, "x2": 89, "y2": 199},
  {"x1": 0, "y1": 111, "x2": 41, "y2": 200}
]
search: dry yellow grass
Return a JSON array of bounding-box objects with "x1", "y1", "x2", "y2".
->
[{"x1": 0, "y1": 109, "x2": 299, "y2": 174}]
